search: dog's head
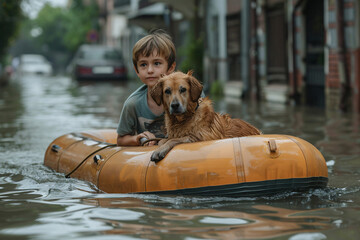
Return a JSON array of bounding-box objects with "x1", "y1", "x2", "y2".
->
[{"x1": 150, "y1": 70, "x2": 203, "y2": 115}]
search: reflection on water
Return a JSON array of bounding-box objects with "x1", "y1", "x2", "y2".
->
[
  {"x1": 80, "y1": 195, "x2": 334, "y2": 240},
  {"x1": 0, "y1": 75, "x2": 359, "y2": 239}
]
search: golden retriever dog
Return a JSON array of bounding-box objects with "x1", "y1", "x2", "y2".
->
[{"x1": 150, "y1": 71, "x2": 261, "y2": 162}]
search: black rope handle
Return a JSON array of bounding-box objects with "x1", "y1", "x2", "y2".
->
[
  {"x1": 65, "y1": 136, "x2": 165, "y2": 178},
  {"x1": 140, "y1": 137, "x2": 164, "y2": 146},
  {"x1": 65, "y1": 143, "x2": 116, "y2": 178}
]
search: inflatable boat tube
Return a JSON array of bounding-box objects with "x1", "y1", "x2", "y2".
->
[{"x1": 44, "y1": 129, "x2": 328, "y2": 197}]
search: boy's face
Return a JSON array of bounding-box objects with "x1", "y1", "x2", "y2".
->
[{"x1": 135, "y1": 51, "x2": 175, "y2": 89}]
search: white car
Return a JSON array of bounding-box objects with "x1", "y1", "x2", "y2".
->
[{"x1": 18, "y1": 54, "x2": 53, "y2": 76}]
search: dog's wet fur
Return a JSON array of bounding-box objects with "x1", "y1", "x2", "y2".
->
[{"x1": 150, "y1": 71, "x2": 261, "y2": 162}]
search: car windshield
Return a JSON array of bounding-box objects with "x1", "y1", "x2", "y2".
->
[
  {"x1": 78, "y1": 48, "x2": 122, "y2": 61},
  {"x1": 22, "y1": 55, "x2": 46, "y2": 63}
]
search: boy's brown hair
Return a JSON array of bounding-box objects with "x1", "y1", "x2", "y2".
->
[{"x1": 132, "y1": 29, "x2": 176, "y2": 73}]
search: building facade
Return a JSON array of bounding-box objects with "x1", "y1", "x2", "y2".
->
[
  {"x1": 97, "y1": 0, "x2": 360, "y2": 112},
  {"x1": 249, "y1": 0, "x2": 360, "y2": 112}
]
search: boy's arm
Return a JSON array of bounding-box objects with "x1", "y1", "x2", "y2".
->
[
  {"x1": 117, "y1": 96, "x2": 139, "y2": 146},
  {"x1": 117, "y1": 134, "x2": 140, "y2": 146}
]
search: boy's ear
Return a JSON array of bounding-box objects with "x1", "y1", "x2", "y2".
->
[
  {"x1": 150, "y1": 80, "x2": 163, "y2": 106},
  {"x1": 187, "y1": 75, "x2": 203, "y2": 102},
  {"x1": 167, "y1": 62, "x2": 176, "y2": 73}
]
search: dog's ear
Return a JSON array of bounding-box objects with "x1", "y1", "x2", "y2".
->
[
  {"x1": 187, "y1": 70, "x2": 194, "y2": 76},
  {"x1": 188, "y1": 75, "x2": 203, "y2": 102},
  {"x1": 150, "y1": 80, "x2": 163, "y2": 106}
]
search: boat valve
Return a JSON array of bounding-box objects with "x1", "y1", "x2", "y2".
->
[
  {"x1": 93, "y1": 154, "x2": 103, "y2": 164},
  {"x1": 268, "y1": 139, "x2": 280, "y2": 158},
  {"x1": 268, "y1": 139, "x2": 277, "y2": 153},
  {"x1": 51, "y1": 144, "x2": 61, "y2": 153}
]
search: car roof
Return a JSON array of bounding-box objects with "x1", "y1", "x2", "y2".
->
[
  {"x1": 20, "y1": 54, "x2": 47, "y2": 61},
  {"x1": 21, "y1": 54, "x2": 45, "y2": 59}
]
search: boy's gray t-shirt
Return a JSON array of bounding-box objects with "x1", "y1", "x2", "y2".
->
[{"x1": 117, "y1": 85, "x2": 165, "y2": 138}]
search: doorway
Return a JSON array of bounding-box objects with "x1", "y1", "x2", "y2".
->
[{"x1": 304, "y1": 0, "x2": 325, "y2": 107}]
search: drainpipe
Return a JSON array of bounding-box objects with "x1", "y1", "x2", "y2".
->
[
  {"x1": 164, "y1": 5, "x2": 174, "y2": 37},
  {"x1": 241, "y1": 0, "x2": 251, "y2": 99},
  {"x1": 337, "y1": 0, "x2": 351, "y2": 111},
  {"x1": 251, "y1": 0, "x2": 260, "y2": 100},
  {"x1": 194, "y1": 0, "x2": 201, "y2": 40},
  {"x1": 218, "y1": 0, "x2": 228, "y2": 84},
  {"x1": 291, "y1": 0, "x2": 305, "y2": 104}
]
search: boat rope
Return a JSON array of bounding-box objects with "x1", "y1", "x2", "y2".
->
[
  {"x1": 65, "y1": 143, "x2": 116, "y2": 179},
  {"x1": 65, "y1": 136, "x2": 164, "y2": 178}
]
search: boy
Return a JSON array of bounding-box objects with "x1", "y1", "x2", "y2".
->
[{"x1": 117, "y1": 30, "x2": 176, "y2": 146}]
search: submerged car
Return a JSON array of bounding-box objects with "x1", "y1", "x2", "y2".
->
[
  {"x1": 18, "y1": 54, "x2": 53, "y2": 76},
  {"x1": 68, "y1": 45, "x2": 127, "y2": 80}
]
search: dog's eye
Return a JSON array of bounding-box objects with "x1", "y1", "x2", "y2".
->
[
  {"x1": 180, "y1": 87, "x2": 187, "y2": 93},
  {"x1": 164, "y1": 89, "x2": 171, "y2": 95}
]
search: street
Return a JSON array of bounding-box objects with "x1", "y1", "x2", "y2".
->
[{"x1": 0, "y1": 73, "x2": 359, "y2": 239}]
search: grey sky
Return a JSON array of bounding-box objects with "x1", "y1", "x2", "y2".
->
[{"x1": 22, "y1": 0, "x2": 68, "y2": 19}]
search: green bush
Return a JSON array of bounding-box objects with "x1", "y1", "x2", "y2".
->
[
  {"x1": 179, "y1": 29, "x2": 204, "y2": 82},
  {"x1": 0, "y1": 0, "x2": 22, "y2": 64},
  {"x1": 210, "y1": 80, "x2": 224, "y2": 98}
]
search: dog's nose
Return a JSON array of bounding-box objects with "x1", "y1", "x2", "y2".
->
[{"x1": 171, "y1": 102, "x2": 180, "y2": 110}]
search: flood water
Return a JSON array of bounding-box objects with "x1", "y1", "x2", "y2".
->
[{"x1": 0, "y1": 74, "x2": 359, "y2": 240}]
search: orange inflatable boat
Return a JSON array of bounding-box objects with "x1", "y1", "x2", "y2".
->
[{"x1": 44, "y1": 129, "x2": 328, "y2": 196}]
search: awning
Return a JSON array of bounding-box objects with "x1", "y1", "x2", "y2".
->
[
  {"x1": 149, "y1": 0, "x2": 196, "y2": 19},
  {"x1": 128, "y1": 3, "x2": 182, "y2": 30}
]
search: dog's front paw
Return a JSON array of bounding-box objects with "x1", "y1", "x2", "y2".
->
[
  {"x1": 150, "y1": 147, "x2": 169, "y2": 162},
  {"x1": 150, "y1": 150, "x2": 162, "y2": 162}
]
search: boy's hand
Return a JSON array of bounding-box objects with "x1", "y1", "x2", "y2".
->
[{"x1": 137, "y1": 131, "x2": 157, "y2": 146}]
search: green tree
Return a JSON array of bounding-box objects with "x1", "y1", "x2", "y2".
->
[
  {"x1": 63, "y1": 0, "x2": 99, "y2": 52},
  {"x1": 35, "y1": 0, "x2": 98, "y2": 53},
  {"x1": 9, "y1": 18, "x2": 42, "y2": 57},
  {"x1": 0, "y1": 0, "x2": 23, "y2": 63},
  {"x1": 29, "y1": 0, "x2": 99, "y2": 71},
  {"x1": 35, "y1": 4, "x2": 69, "y2": 53}
]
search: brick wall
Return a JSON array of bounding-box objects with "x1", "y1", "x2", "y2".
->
[
  {"x1": 325, "y1": 0, "x2": 341, "y2": 109},
  {"x1": 327, "y1": 51, "x2": 341, "y2": 88},
  {"x1": 325, "y1": 0, "x2": 359, "y2": 111}
]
